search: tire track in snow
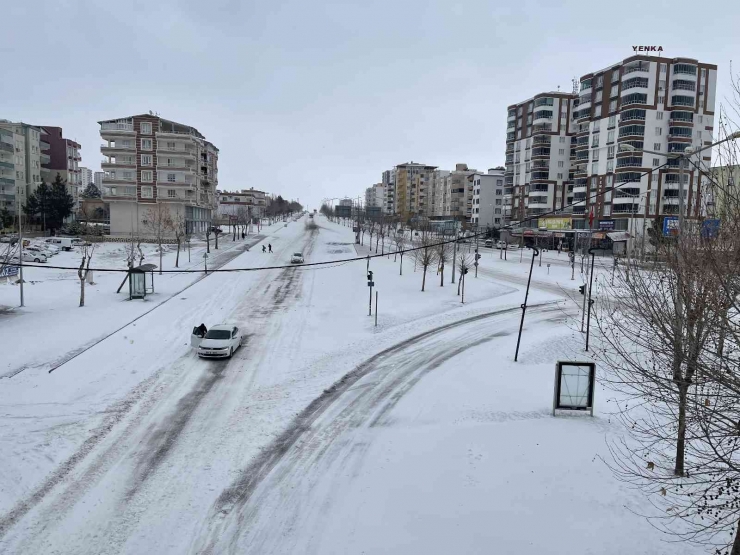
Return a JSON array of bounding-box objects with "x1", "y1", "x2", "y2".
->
[{"x1": 195, "y1": 302, "x2": 563, "y2": 554}]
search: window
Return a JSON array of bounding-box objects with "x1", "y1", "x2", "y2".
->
[
  {"x1": 141, "y1": 170, "x2": 153, "y2": 182},
  {"x1": 141, "y1": 154, "x2": 152, "y2": 166},
  {"x1": 658, "y1": 96, "x2": 665, "y2": 105},
  {"x1": 558, "y1": 161, "x2": 564, "y2": 168},
  {"x1": 656, "y1": 112, "x2": 663, "y2": 120},
  {"x1": 592, "y1": 150, "x2": 600, "y2": 161},
  {"x1": 606, "y1": 160, "x2": 614, "y2": 172},
  {"x1": 608, "y1": 115, "x2": 616, "y2": 128},
  {"x1": 122, "y1": 139, "x2": 134, "y2": 148},
  {"x1": 655, "y1": 127, "x2": 662, "y2": 136},
  {"x1": 653, "y1": 143, "x2": 661, "y2": 150},
  {"x1": 609, "y1": 100, "x2": 617, "y2": 112},
  {"x1": 122, "y1": 171, "x2": 133, "y2": 180},
  {"x1": 698, "y1": 116, "x2": 703, "y2": 124},
  {"x1": 167, "y1": 173, "x2": 176, "y2": 182},
  {"x1": 660, "y1": 64, "x2": 667, "y2": 73},
  {"x1": 591, "y1": 163, "x2": 599, "y2": 175},
  {"x1": 612, "y1": 69, "x2": 620, "y2": 81},
  {"x1": 559, "y1": 136, "x2": 566, "y2": 143},
  {"x1": 168, "y1": 189, "x2": 176, "y2": 198},
  {"x1": 658, "y1": 80, "x2": 666, "y2": 91},
  {"x1": 696, "y1": 130, "x2": 702, "y2": 139},
  {"x1": 141, "y1": 186, "x2": 153, "y2": 198},
  {"x1": 140, "y1": 122, "x2": 152, "y2": 134},
  {"x1": 592, "y1": 137, "x2": 599, "y2": 148},
  {"x1": 653, "y1": 158, "x2": 660, "y2": 167},
  {"x1": 610, "y1": 84, "x2": 619, "y2": 98},
  {"x1": 607, "y1": 145, "x2": 615, "y2": 158},
  {"x1": 557, "y1": 173, "x2": 563, "y2": 179},
  {"x1": 141, "y1": 138, "x2": 152, "y2": 150},
  {"x1": 495, "y1": 199, "x2": 502, "y2": 205},
  {"x1": 559, "y1": 148, "x2": 565, "y2": 155}
]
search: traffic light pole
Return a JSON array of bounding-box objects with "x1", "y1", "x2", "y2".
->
[
  {"x1": 367, "y1": 270, "x2": 374, "y2": 316},
  {"x1": 514, "y1": 246, "x2": 539, "y2": 362}
]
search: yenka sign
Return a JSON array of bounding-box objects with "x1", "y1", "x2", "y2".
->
[{"x1": 632, "y1": 45, "x2": 664, "y2": 53}]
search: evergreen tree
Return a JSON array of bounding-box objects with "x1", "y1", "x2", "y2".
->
[
  {"x1": 48, "y1": 174, "x2": 74, "y2": 231},
  {"x1": 23, "y1": 180, "x2": 51, "y2": 230},
  {"x1": 82, "y1": 182, "x2": 101, "y2": 199}
]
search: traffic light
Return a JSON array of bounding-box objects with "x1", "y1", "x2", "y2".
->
[
  {"x1": 367, "y1": 271, "x2": 373, "y2": 281},
  {"x1": 579, "y1": 285, "x2": 586, "y2": 295},
  {"x1": 462, "y1": 268, "x2": 469, "y2": 275},
  {"x1": 475, "y1": 253, "x2": 481, "y2": 261}
]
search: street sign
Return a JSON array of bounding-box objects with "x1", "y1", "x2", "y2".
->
[
  {"x1": 368, "y1": 281, "x2": 374, "y2": 287},
  {"x1": 0, "y1": 265, "x2": 19, "y2": 278},
  {"x1": 662, "y1": 216, "x2": 679, "y2": 237},
  {"x1": 701, "y1": 218, "x2": 720, "y2": 238},
  {"x1": 598, "y1": 219, "x2": 615, "y2": 230}
]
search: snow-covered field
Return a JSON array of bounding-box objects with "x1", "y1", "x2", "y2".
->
[{"x1": 0, "y1": 215, "x2": 701, "y2": 554}]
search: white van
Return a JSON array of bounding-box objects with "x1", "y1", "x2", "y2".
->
[{"x1": 46, "y1": 237, "x2": 75, "y2": 251}]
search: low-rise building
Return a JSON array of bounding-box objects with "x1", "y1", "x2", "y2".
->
[{"x1": 217, "y1": 188, "x2": 267, "y2": 224}]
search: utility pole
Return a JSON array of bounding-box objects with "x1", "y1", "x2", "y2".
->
[
  {"x1": 17, "y1": 189, "x2": 24, "y2": 307},
  {"x1": 585, "y1": 248, "x2": 596, "y2": 351},
  {"x1": 514, "y1": 246, "x2": 539, "y2": 362}
]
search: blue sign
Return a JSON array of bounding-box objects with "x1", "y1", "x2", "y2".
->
[
  {"x1": 0, "y1": 265, "x2": 19, "y2": 278},
  {"x1": 662, "y1": 216, "x2": 679, "y2": 237},
  {"x1": 599, "y1": 220, "x2": 615, "y2": 230},
  {"x1": 701, "y1": 219, "x2": 720, "y2": 238}
]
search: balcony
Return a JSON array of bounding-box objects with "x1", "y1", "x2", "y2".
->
[
  {"x1": 623, "y1": 63, "x2": 650, "y2": 76},
  {"x1": 622, "y1": 93, "x2": 648, "y2": 106},
  {"x1": 612, "y1": 203, "x2": 640, "y2": 214},
  {"x1": 532, "y1": 123, "x2": 552, "y2": 134},
  {"x1": 622, "y1": 77, "x2": 649, "y2": 92},
  {"x1": 157, "y1": 145, "x2": 196, "y2": 157},
  {"x1": 671, "y1": 95, "x2": 695, "y2": 107},
  {"x1": 616, "y1": 157, "x2": 643, "y2": 169},
  {"x1": 0, "y1": 142, "x2": 13, "y2": 153},
  {"x1": 100, "y1": 122, "x2": 134, "y2": 133},
  {"x1": 40, "y1": 153, "x2": 51, "y2": 164},
  {"x1": 0, "y1": 177, "x2": 14, "y2": 186},
  {"x1": 673, "y1": 64, "x2": 697, "y2": 76},
  {"x1": 670, "y1": 112, "x2": 694, "y2": 123},
  {"x1": 157, "y1": 175, "x2": 195, "y2": 186},
  {"x1": 527, "y1": 197, "x2": 549, "y2": 206},
  {"x1": 103, "y1": 186, "x2": 137, "y2": 199}
]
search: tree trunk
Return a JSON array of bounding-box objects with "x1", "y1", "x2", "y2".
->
[
  {"x1": 376, "y1": 235, "x2": 379, "y2": 254},
  {"x1": 159, "y1": 240, "x2": 163, "y2": 275},
  {"x1": 215, "y1": 232, "x2": 219, "y2": 250},
  {"x1": 421, "y1": 265, "x2": 427, "y2": 291},
  {"x1": 400, "y1": 252, "x2": 403, "y2": 275},
  {"x1": 675, "y1": 381, "x2": 689, "y2": 476},
  {"x1": 206, "y1": 233, "x2": 210, "y2": 253},
  {"x1": 440, "y1": 263, "x2": 444, "y2": 286},
  {"x1": 79, "y1": 277, "x2": 85, "y2": 307},
  {"x1": 730, "y1": 517, "x2": 740, "y2": 555},
  {"x1": 457, "y1": 272, "x2": 462, "y2": 295},
  {"x1": 175, "y1": 238, "x2": 180, "y2": 268}
]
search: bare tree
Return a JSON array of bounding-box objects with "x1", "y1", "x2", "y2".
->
[
  {"x1": 456, "y1": 252, "x2": 473, "y2": 296},
  {"x1": 413, "y1": 229, "x2": 437, "y2": 292},
  {"x1": 77, "y1": 244, "x2": 95, "y2": 307},
  {"x1": 172, "y1": 211, "x2": 186, "y2": 268},
  {"x1": 143, "y1": 204, "x2": 173, "y2": 275},
  {"x1": 436, "y1": 240, "x2": 452, "y2": 287}
]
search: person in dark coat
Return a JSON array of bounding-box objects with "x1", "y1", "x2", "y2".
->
[
  {"x1": 262, "y1": 245, "x2": 267, "y2": 253},
  {"x1": 268, "y1": 244, "x2": 272, "y2": 253},
  {"x1": 194, "y1": 323, "x2": 208, "y2": 337}
]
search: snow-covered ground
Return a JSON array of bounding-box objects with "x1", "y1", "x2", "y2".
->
[{"x1": 0, "y1": 215, "x2": 700, "y2": 554}]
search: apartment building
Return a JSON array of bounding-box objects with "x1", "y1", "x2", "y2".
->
[
  {"x1": 0, "y1": 120, "x2": 48, "y2": 215},
  {"x1": 429, "y1": 169, "x2": 451, "y2": 218},
  {"x1": 79, "y1": 167, "x2": 93, "y2": 188},
  {"x1": 381, "y1": 168, "x2": 396, "y2": 215},
  {"x1": 507, "y1": 55, "x2": 717, "y2": 234},
  {"x1": 94, "y1": 171, "x2": 104, "y2": 188},
  {"x1": 41, "y1": 126, "x2": 82, "y2": 217},
  {"x1": 506, "y1": 92, "x2": 577, "y2": 227},
  {"x1": 708, "y1": 165, "x2": 739, "y2": 219},
  {"x1": 99, "y1": 114, "x2": 219, "y2": 236},
  {"x1": 573, "y1": 56, "x2": 716, "y2": 231},
  {"x1": 217, "y1": 188, "x2": 266, "y2": 222},
  {"x1": 394, "y1": 162, "x2": 437, "y2": 221},
  {"x1": 470, "y1": 167, "x2": 506, "y2": 228},
  {"x1": 364, "y1": 183, "x2": 385, "y2": 208}
]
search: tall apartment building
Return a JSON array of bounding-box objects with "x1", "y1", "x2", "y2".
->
[
  {"x1": 0, "y1": 120, "x2": 48, "y2": 216},
  {"x1": 382, "y1": 168, "x2": 396, "y2": 215},
  {"x1": 394, "y1": 162, "x2": 437, "y2": 221},
  {"x1": 573, "y1": 56, "x2": 716, "y2": 231},
  {"x1": 429, "y1": 169, "x2": 451, "y2": 218},
  {"x1": 41, "y1": 126, "x2": 82, "y2": 217},
  {"x1": 448, "y1": 163, "x2": 477, "y2": 221},
  {"x1": 506, "y1": 92, "x2": 577, "y2": 227},
  {"x1": 507, "y1": 55, "x2": 717, "y2": 233},
  {"x1": 79, "y1": 167, "x2": 93, "y2": 188},
  {"x1": 94, "y1": 171, "x2": 104, "y2": 189},
  {"x1": 470, "y1": 167, "x2": 506, "y2": 228},
  {"x1": 99, "y1": 114, "x2": 218, "y2": 236}
]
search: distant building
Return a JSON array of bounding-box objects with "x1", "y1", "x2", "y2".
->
[
  {"x1": 708, "y1": 165, "x2": 739, "y2": 218},
  {"x1": 0, "y1": 120, "x2": 47, "y2": 216},
  {"x1": 99, "y1": 114, "x2": 218, "y2": 236},
  {"x1": 217, "y1": 188, "x2": 267, "y2": 223},
  {"x1": 394, "y1": 162, "x2": 437, "y2": 221},
  {"x1": 40, "y1": 126, "x2": 82, "y2": 218},
  {"x1": 382, "y1": 168, "x2": 396, "y2": 214},
  {"x1": 470, "y1": 167, "x2": 506, "y2": 228},
  {"x1": 364, "y1": 183, "x2": 384, "y2": 209},
  {"x1": 79, "y1": 167, "x2": 94, "y2": 189},
  {"x1": 94, "y1": 171, "x2": 104, "y2": 188}
]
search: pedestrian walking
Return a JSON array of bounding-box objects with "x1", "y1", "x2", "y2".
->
[
  {"x1": 262, "y1": 245, "x2": 266, "y2": 253},
  {"x1": 242, "y1": 232, "x2": 245, "y2": 240},
  {"x1": 268, "y1": 244, "x2": 272, "y2": 253}
]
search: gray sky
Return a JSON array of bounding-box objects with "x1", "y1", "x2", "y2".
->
[{"x1": 3, "y1": 0, "x2": 739, "y2": 209}]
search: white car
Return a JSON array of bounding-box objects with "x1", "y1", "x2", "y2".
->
[
  {"x1": 4, "y1": 251, "x2": 47, "y2": 264},
  {"x1": 291, "y1": 252, "x2": 304, "y2": 264},
  {"x1": 27, "y1": 246, "x2": 55, "y2": 258},
  {"x1": 484, "y1": 239, "x2": 493, "y2": 248},
  {"x1": 197, "y1": 325, "x2": 242, "y2": 359}
]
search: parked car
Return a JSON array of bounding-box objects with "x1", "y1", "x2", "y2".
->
[
  {"x1": 196, "y1": 325, "x2": 243, "y2": 359},
  {"x1": 26, "y1": 246, "x2": 54, "y2": 258},
  {"x1": 71, "y1": 238, "x2": 92, "y2": 247},
  {"x1": 0, "y1": 235, "x2": 18, "y2": 244},
  {"x1": 5, "y1": 251, "x2": 47, "y2": 263},
  {"x1": 484, "y1": 239, "x2": 493, "y2": 248},
  {"x1": 291, "y1": 252, "x2": 304, "y2": 264}
]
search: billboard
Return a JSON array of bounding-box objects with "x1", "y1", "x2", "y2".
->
[
  {"x1": 599, "y1": 220, "x2": 615, "y2": 230},
  {"x1": 538, "y1": 217, "x2": 572, "y2": 230},
  {"x1": 701, "y1": 219, "x2": 720, "y2": 238}
]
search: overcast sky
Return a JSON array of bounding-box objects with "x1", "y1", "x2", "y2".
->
[{"x1": 3, "y1": 0, "x2": 739, "y2": 209}]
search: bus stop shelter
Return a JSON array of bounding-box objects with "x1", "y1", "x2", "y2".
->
[{"x1": 128, "y1": 263, "x2": 157, "y2": 300}]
